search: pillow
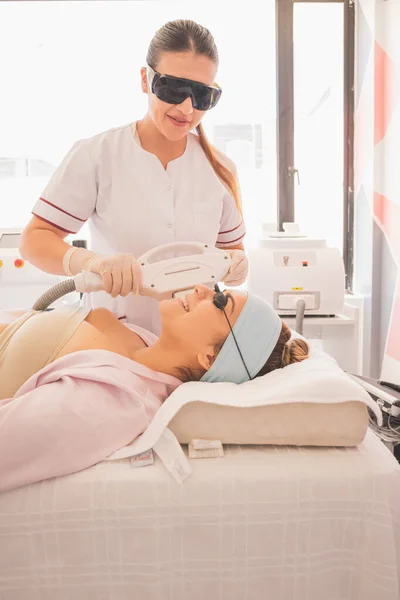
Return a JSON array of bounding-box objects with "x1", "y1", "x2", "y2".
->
[{"x1": 107, "y1": 350, "x2": 381, "y2": 462}]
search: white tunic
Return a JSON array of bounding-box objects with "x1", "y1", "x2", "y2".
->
[{"x1": 32, "y1": 122, "x2": 245, "y2": 333}]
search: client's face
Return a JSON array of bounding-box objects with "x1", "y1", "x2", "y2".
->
[{"x1": 159, "y1": 285, "x2": 247, "y2": 353}]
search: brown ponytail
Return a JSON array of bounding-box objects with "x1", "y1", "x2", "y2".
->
[
  {"x1": 281, "y1": 338, "x2": 310, "y2": 367},
  {"x1": 254, "y1": 321, "x2": 310, "y2": 378},
  {"x1": 196, "y1": 123, "x2": 242, "y2": 214}
]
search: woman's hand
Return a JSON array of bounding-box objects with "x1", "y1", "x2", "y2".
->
[
  {"x1": 84, "y1": 253, "x2": 142, "y2": 298},
  {"x1": 222, "y1": 249, "x2": 248, "y2": 286}
]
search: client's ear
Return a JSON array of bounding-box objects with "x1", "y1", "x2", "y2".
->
[
  {"x1": 197, "y1": 350, "x2": 217, "y2": 372},
  {"x1": 141, "y1": 67, "x2": 149, "y2": 94}
]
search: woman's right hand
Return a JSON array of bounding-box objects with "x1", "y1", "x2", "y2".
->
[{"x1": 84, "y1": 253, "x2": 142, "y2": 298}]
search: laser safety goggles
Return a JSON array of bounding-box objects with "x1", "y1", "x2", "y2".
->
[{"x1": 147, "y1": 65, "x2": 222, "y2": 111}]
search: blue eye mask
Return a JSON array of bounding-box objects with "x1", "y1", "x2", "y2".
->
[{"x1": 200, "y1": 292, "x2": 282, "y2": 385}]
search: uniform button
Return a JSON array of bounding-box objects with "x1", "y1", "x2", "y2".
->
[
  {"x1": 167, "y1": 185, "x2": 172, "y2": 191},
  {"x1": 167, "y1": 222, "x2": 173, "y2": 228}
]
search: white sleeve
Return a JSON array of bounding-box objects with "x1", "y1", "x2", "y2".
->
[{"x1": 32, "y1": 140, "x2": 97, "y2": 234}]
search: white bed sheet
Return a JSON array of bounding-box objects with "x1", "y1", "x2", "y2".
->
[{"x1": 0, "y1": 430, "x2": 400, "y2": 600}]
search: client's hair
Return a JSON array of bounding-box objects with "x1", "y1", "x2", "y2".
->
[
  {"x1": 176, "y1": 321, "x2": 309, "y2": 383},
  {"x1": 254, "y1": 321, "x2": 309, "y2": 378}
]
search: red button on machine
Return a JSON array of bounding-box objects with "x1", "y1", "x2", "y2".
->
[{"x1": 14, "y1": 258, "x2": 24, "y2": 268}]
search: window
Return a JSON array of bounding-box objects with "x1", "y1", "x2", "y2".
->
[
  {"x1": 0, "y1": 159, "x2": 20, "y2": 178},
  {"x1": 276, "y1": 0, "x2": 354, "y2": 289},
  {"x1": 0, "y1": 0, "x2": 277, "y2": 248},
  {"x1": 28, "y1": 159, "x2": 55, "y2": 178},
  {"x1": 0, "y1": 0, "x2": 353, "y2": 282},
  {"x1": 293, "y1": 2, "x2": 344, "y2": 252}
]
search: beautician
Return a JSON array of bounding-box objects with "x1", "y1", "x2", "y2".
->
[{"x1": 20, "y1": 19, "x2": 248, "y2": 333}]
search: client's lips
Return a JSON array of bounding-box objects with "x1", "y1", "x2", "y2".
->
[
  {"x1": 176, "y1": 297, "x2": 189, "y2": 312},
  {"x1": 184, "y1": 293, "x2": 194, "y2": 312}
]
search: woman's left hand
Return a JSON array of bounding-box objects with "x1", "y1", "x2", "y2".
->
[{"x1": 222, "y1": 249, "x2": 249, "y2": 286}]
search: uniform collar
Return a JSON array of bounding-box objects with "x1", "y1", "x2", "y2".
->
[{"x1": 130, "y1": 120, "x2": 191, "y2": 164}]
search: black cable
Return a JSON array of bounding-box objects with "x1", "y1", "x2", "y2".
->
[
  {"x1": 221, "y1": 309, "x2": 252, "y2": 381},
  {"x1": 213, "y1": 284, "x2": 252, "y2": 381}
]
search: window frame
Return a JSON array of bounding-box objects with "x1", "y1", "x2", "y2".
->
[{"x1": 275, "y1": 0, "x2": 355, "y2": 291}]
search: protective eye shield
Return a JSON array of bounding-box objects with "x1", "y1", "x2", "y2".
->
[
  {"x1": 147, "y1": 65, "x2": 222, "y2": 111},
  {"x1": 212, "y1": 285, "x2": 228, "y2": 310}
]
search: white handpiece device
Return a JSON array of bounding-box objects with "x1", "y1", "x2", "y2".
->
[{"x1": 73, "y1": 242, "x2": 231, "y2": 299}]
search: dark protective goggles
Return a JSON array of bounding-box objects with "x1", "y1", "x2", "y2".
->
[{"x1": 147, "y1": 65, "x2": 222, "y2": 111}]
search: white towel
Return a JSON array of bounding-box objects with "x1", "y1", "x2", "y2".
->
[{"x1": 106, "y1": 351, "x2": 381, "y2": 475}]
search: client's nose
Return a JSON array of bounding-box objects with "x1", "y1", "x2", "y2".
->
[{"x1": 194, "y1": 285, "x2": 214, "y2": 299}]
